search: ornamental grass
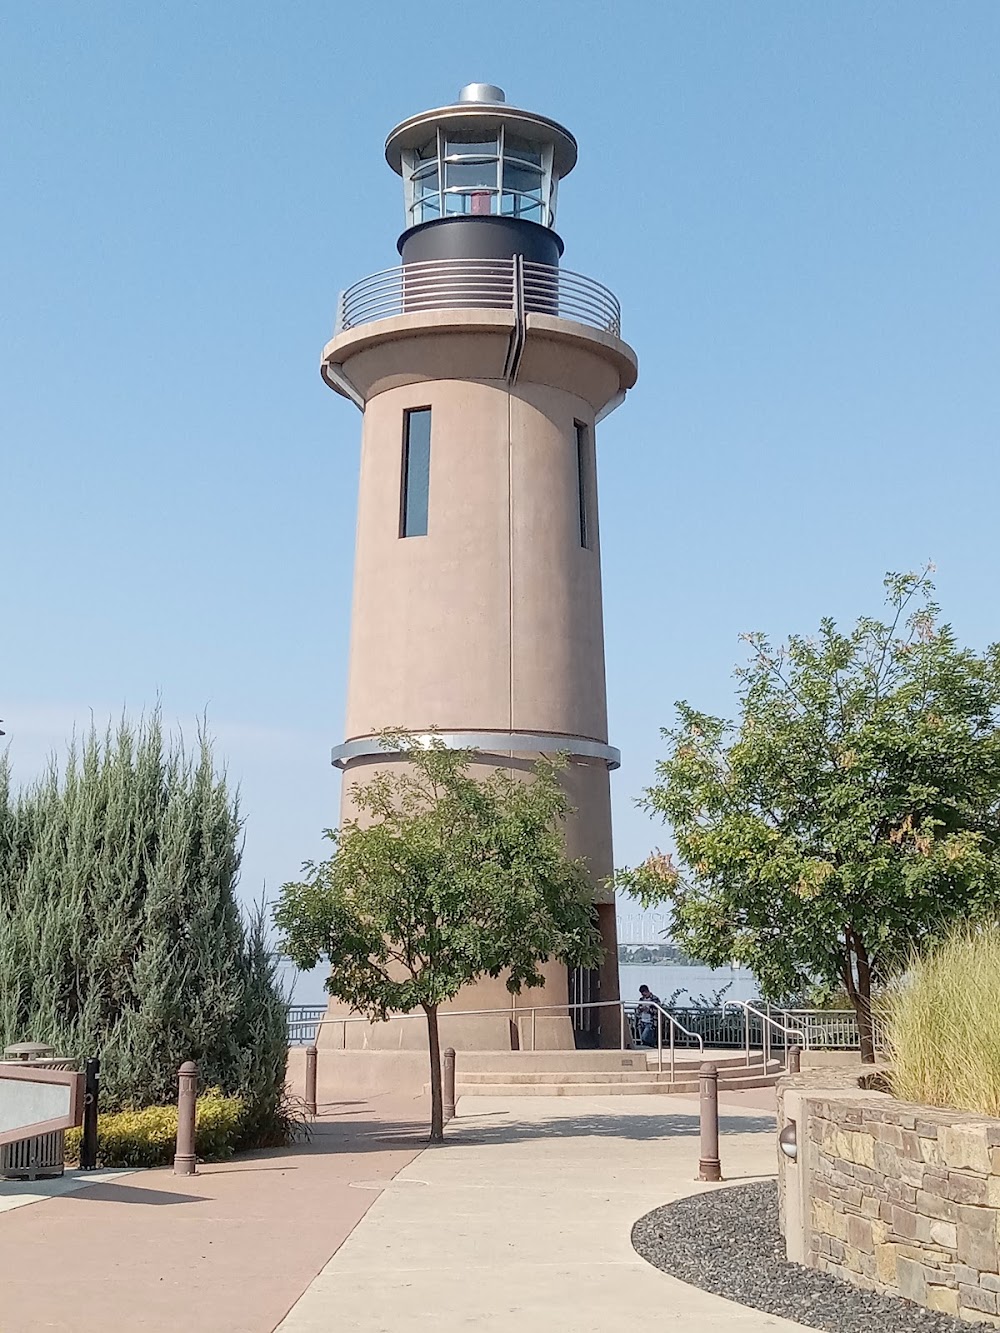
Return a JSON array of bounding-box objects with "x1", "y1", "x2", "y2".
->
[{"x1": 884, "y1": 924, "x2": 1000, "y2": 1117}]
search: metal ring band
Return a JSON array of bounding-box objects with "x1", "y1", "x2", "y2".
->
[{"x1": 331, "y1": 731, "x2": 620, "y2": 771}]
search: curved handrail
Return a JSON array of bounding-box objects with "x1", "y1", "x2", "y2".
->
[
  {"x1": 623, "y1": 1001, "x2": 705, "y2": 1050},
  {"x1": 724, "y1": 1000, "x2": 806, "y2": 1071},
  {"x1": 334, "y1": 257, "x2": 622, "y2": 338},
  {"x1": 623, "y1": 1000, "x2": 704, "y2": 1077}
]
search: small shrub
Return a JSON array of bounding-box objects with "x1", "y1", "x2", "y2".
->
[
  {"x1": 64, "y1": 1089, "x2": 244, "y2": 1168},
  {"x1": 884, "y1": 924, "x2": 1000, "y2": 1116}
]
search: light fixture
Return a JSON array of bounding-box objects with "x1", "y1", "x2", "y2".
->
[{"x1": 779, "y1": 1120, "x2": 798, "y2": 1161}]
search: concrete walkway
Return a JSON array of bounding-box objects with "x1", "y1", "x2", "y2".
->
[
  {"x1": 277, "y1": 1093, "x2": 814, "y2": 1333},
  {"x1": 0, "y1": 1088, "x2": 812, "y2": 1331},
  {"x1": 0, "y1": 1095, "x2": 427, "y2": 1333}
]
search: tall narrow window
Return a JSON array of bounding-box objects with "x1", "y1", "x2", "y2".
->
[
  {"x1": 575, "y1": 421, "x2": 591, "y2": 549},
  {"x1": 400, "y1": 408, "x2": 431, "y2": 537}
]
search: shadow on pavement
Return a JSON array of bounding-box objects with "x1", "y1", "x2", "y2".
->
[
  {"x1": 445, "y1": 1109, "x2": 777, "y2": 1144},
  {"x1": 64, "y1": 1182, "x2": 207, "y2": 1206}
]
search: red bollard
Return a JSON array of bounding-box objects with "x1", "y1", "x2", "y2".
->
[
  {"x1": 698, "y1": 1062, "x2": 723, "y2": 1182},
  {"x1": 443, "y1": 1047, "x2": 456, "y2": 1122},
  {"x1": 173, "y1": 1061, "x2": 198, "y2": 1176},
  {"x1": 305, "y1": 1045, "x2": 318, "y2": 1117}
]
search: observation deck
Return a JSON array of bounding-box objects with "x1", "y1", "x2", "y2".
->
[
  {"x1": 321, "y1": 256, "x2": 635, "y2": 415},
  {"x1": 333, "y1": 257, "x2": 621, "y2": 337}
]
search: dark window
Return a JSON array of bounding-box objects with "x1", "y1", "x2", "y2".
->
[
  {"x1": 401, "y1": 408, "x2": 431, "y2": 537},
  {"x1": 575, "y1": 421, "x2": 591, "y2": 548}
]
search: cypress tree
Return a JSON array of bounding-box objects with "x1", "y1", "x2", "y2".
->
[{"x1": 0, "y1": 714, "x2": 288, "y2": 1133}]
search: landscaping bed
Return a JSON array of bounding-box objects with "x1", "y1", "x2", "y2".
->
[{"x1": 632, "y1": 1180, "x2": 985, "y2": 1332}]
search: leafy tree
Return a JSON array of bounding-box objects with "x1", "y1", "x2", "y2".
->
[
  {"x1": 275, "y1": 736, "x2": 603, "y2": 1141},
  {"x1": 620, "y1": 572, "x2": 1000, "y2": 1062},
  {"x1": 0, "y1": 714, "x2": 289, "y2": 1135}
]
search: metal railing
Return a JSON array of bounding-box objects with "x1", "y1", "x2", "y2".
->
[
  {"x1": 622, "y1": 1001, "x2": 704, "y2": 1080},
  {"x1": 650, "y1": 1006, "x2": 757, "y2": 1050},
  {"x1": 288, "y1": 998, "x2": 702, "y2": 1081},
  {"x1": 290, "y1": 999, "x2": 883, "y2": 1056},
  {"x1": 287, "y1": 1006, "x2": 327, "y2": 1045},
  {"x1": 778, "y1": 1008, "x2": 887, "y2": 1054},
  {"x1": 334, "y1": 258, "x2": 621, "y2": 338},
  {"x1": 725, "y1": 1001, "x2": 806, "y2": 1073}
]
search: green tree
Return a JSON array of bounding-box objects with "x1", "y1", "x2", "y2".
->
[
  {"x1": 620, "y1": 572, "x2": 1000, "y2": 1062},
  {"x1": 275, "y1": 736, "x2": 603, "y2": 1141},
  {"x1": 0, "y1": 714, "x2": 289, "y2": 1134}
]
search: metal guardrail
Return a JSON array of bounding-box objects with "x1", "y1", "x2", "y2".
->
[
  {"x1": 779, "y1": 1009, "x2": 887, "y2": 1053},
  {"x1": 334, "y1": 258, "x2": 622, "y2": 338},
  {"x1": 651, "y1": 1006, "x2": 758, "y2": 1050},
  {"x1": 288, "y1": 998, "x2": 701, "y2": 1079},
  {"x1": 287, "y1": 1006, "x2": 327, "y2": 1045},
  {"x1": 726, "y1": 1001, "x2": 806, "y2": 1073},
  {"x1": 289, "y1": 1000, "x2": 882, "y2": 1055}
]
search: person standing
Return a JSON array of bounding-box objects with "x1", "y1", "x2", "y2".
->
[{"x1": 637, "y1": 984, "x2": 662, "y2": 1047}]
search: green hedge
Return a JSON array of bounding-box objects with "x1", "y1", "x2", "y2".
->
[{"x1": 64, "y1": 1090, "x2": 244, "y2": 1169}]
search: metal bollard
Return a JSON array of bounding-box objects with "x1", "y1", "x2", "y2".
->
[
  {"x1": 698, "y1": 1062, "x2": 723, "y2": 1182},
  {"x1": 173, "y1": 1061, "x2": 198, "y2": 1176},
  {"x1": 443, "y1": 1047, "x2": 456, "y2": 1122},
  {"x1": 305, "y1": 1045, "x2": 318, "y2": 1117},
  {"x1": 80, "y1": 1058, "x2": 100, "y2": 1171},
  {"x1": 788, "y1": 1043, "x2": 802, "y2": 1075}
]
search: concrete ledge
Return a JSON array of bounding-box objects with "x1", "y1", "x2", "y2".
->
[{"x1": 320, "y1": 307, "x2": 637, "y2": 413}]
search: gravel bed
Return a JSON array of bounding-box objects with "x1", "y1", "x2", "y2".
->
[{"x1": 632, "y1": 1180, "x2": 983, "y2": 1332}]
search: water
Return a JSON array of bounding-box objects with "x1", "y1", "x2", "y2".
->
[
  {"x1": 618, "y1": 964, "x2": 759, "y2": 1007},
  {"x1": 281, "y1": 959, "x2": 760, "y2": 1009}
]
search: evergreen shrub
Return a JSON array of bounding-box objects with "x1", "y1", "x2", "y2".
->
[{"x1": 0, "y1": 714, "x2": 291, "y2": 1143}]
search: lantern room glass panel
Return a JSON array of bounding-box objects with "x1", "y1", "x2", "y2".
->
[{"x1": 402, "y1": 124, "x2": 560, "y2": 228}]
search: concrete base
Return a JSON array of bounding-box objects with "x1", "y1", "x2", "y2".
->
[
  {"x1": 801, "y1": 1050, "x2": 869, "y2": 1069},
  {"x1": 288, "y1": 1048, "x2": 434, "y2": 1101},
  {"x1": 315, "y1": 1012, "x2": 577, "y2": 1053}
]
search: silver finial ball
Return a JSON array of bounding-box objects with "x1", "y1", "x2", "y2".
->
[{"x1": 458, "y1": 83, "x2": 506, "y2": 105}]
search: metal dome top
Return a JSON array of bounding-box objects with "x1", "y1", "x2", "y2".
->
[{"x1": 458, "y1": 82, "x2": 506, "y2": 104}]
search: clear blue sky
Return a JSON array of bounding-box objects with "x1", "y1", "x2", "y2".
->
[{"x1": 3, "y1": 3, "x2": 999, "y2": 922}]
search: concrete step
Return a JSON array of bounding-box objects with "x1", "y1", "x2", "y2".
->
[
  {"x1": 455, "y1": 1072, "x2": 781, "y2": 1097},
  {"x1": 455, "y1": 1049, "x2": 772, "y2": 1075},
  {"x1": 457, "y1": 1064, "x2": 782, "y2": 1086}
]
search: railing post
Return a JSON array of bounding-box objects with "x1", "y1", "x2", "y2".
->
[
  {"x1": 305, "y1": 1045, "x2": 318, "y2": 1117},
  {"x1": 173, "y1": 1061, "x2": 198, "y2": 1176},
  {"x1": 698, "y1": 1062, "x2": 723, "y2": 1182},
  {"x1": 744, "y1": 1007, "x2": 750, "y2": 1068},
  {"x1": 443, "y1": 1047, "x2": 456, "y2": 1123},
  {"x1": 788, "y1": 1043, "x2": 802, "y2": 1075},
  {"x1": 80, "y1": 1057, "x2": 100, "y2": 1171},
  {"x1": 620, "y1": 1003, "x2": 626, "y2": 1050},
  {"x1": 531, "y1": 1008, "x2": 537, "y2": 1053}
]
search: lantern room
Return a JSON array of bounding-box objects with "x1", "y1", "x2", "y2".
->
[{"x1": 385, "y1": 83, "x2": 577, "y2": 269}]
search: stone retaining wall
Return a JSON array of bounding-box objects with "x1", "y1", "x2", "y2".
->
[{"x1": 778, "y1": 1071, "x2": 1000, "y2": 1325}]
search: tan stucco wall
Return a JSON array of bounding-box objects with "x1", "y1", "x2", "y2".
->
[
  {"x1": 326, "y1": 315, "x2": 635, "y2": 1049},
  {"x1": 343, "y1": 377, "x2": 608, "y2": 744}
]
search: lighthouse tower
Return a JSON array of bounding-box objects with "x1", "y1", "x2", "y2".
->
[{"x1": 321, "y1": 84, "x2": 637, "y2": 1051}]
